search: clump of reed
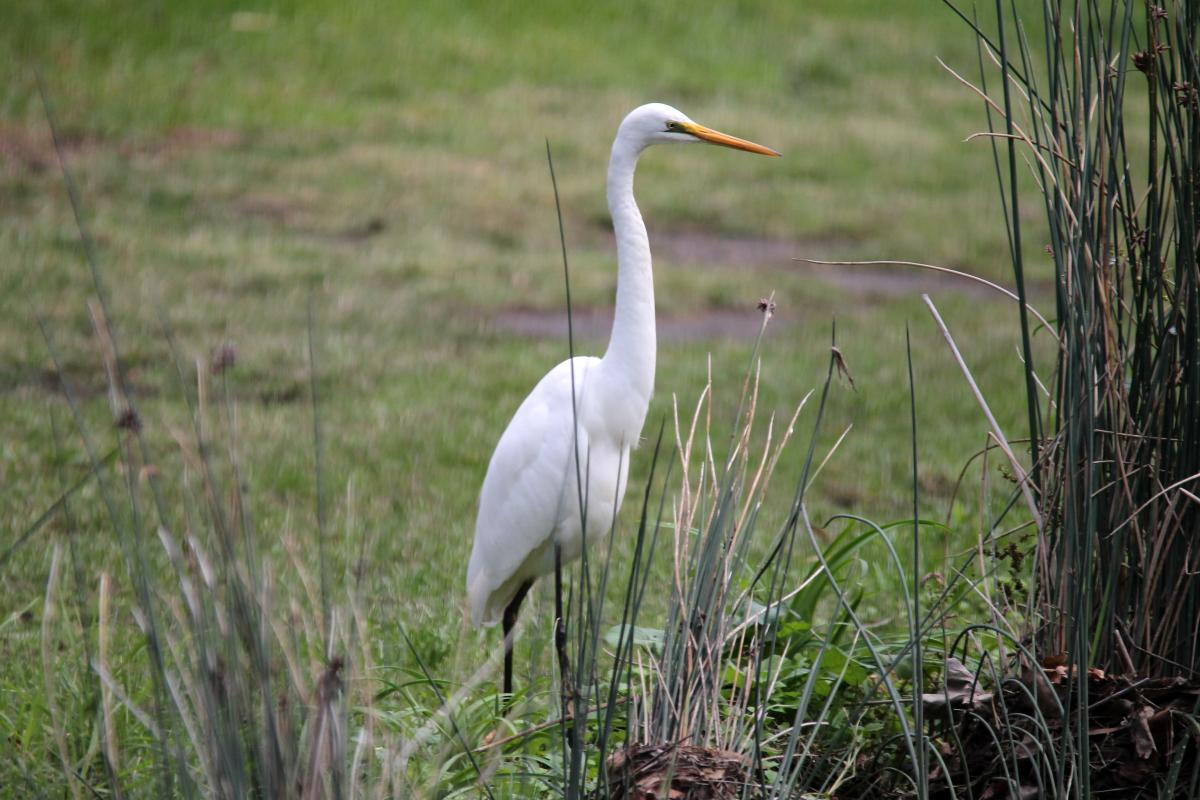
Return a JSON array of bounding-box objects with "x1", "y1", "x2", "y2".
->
[
  {"x1": 951, "y1": 0, "x2": 1200, "y2": 680},
  {"x1": 923, "y1": 1, "x2": 1200, "y2": 796}
]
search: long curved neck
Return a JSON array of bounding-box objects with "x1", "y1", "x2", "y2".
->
[{"x1": 601, "y1": 138, "x2": 656, "y2": 404}]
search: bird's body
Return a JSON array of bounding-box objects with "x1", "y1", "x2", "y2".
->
[
  {"x1": 465, "y1": 103, "x2": 777, "y2": 693},
  {"x1": 467, "y1": 354, "x2": 635, "y2": 627}
]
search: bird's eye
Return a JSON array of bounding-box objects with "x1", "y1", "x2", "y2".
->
[{"x1": 665, "y1": 121, "x2": 681, "y2": 132}]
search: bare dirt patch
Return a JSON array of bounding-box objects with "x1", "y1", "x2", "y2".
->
[
  {"x1": 650, "y1": 227, "x2": 819, "y2": 269},
  {"x1": 491, "y1": 225, "x2": 1048, "y2": 343},
  {"x1": 0, "y1": 123, "x2": 101, "y2": 173},
  {"x1": 637, "y1": 226, "x2": 1044, "y2": 301},
  {"x1": 230, "y1": 191, "x2": 385, "y2": 244},
  {"x1": 234, "y1": 193, "x2": 308, "y2": 226},
  {"x1": 0, "y1": 123, "x2": 242, "y2": 174},
  {"x1": 154, "y1": 126, "x2": 242, "y2": 155},
  {"x1": 492, "y1": 306, "x2": 769, "y2": 343},
  {"x1": 0, "y1": 365, "x2": 158, "y2": 403}
]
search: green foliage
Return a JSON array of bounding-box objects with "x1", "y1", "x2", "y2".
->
[
  {"x1": 961, "y1": 0, "x2": 1200, "y2": 675},
  {"x1": 1, "y1": 2, "x2": 1091, "y2": 797},
  {"x1": 931, "y1": 1, "x2": 1200, "y2": 797}
]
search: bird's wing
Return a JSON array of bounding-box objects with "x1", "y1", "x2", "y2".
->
[{"x1": 467, "y1": 356, "x2": 598, "y2": 627}]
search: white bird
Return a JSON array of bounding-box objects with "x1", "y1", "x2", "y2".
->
[{"x1": 466, "y1": 102, "x2": 779, "y2": 697}]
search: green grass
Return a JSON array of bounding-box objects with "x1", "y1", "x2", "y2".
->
[{"x1": 1, "y1": 1, "x2": 1055, "y2": 793}]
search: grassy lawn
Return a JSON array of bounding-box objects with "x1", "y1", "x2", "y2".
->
[{"x1": 1, "y1": 0, "x2": 1055, "y2": 792}]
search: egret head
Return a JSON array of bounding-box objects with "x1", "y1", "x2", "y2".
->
[{"x1": 617, "y1": 102, "x2": 780, "y2": 157}]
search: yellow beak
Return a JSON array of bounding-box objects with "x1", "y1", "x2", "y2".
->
[{"x1": 681, "y1": 122, "x2": 780, "y2": 157}]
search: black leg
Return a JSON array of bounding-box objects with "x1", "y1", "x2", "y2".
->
[
  {"x1": 554, "y1": 543, "x2": 573, "y2": 719},
  {"x1": 502, "y1": 580, "x2": 532, "y2": 708}
]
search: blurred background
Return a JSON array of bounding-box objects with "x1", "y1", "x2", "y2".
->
[{"x1": 1, "y1": 1, "x2": 1054, "y2": 783}]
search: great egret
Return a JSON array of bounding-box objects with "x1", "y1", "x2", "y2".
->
[{"x1": 466, "y1": 102, "x2": 779, "y2": 698}]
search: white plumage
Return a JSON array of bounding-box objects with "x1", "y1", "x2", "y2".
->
[
  {"x1": 464, "y1": 103, "x2": 778, "y2": 691},
  {"x1": 467, "y1": 355, "x2": 626, "y2": 627}
]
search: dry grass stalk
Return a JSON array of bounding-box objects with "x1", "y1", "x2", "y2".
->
[
  {"x1": 98, "y1": 572, "x2": 122, "y2": 786},
  {"x1": 42, "y1": 542, "x2": 82, "y2": 800}
]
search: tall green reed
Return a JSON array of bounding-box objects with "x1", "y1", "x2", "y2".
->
[
  {"x1": 936, "y1": 2, "x2": 1200, "y2": 796},
  {"x1": 951, "y1": 0, "x2": 1200, "y2": 679}
]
